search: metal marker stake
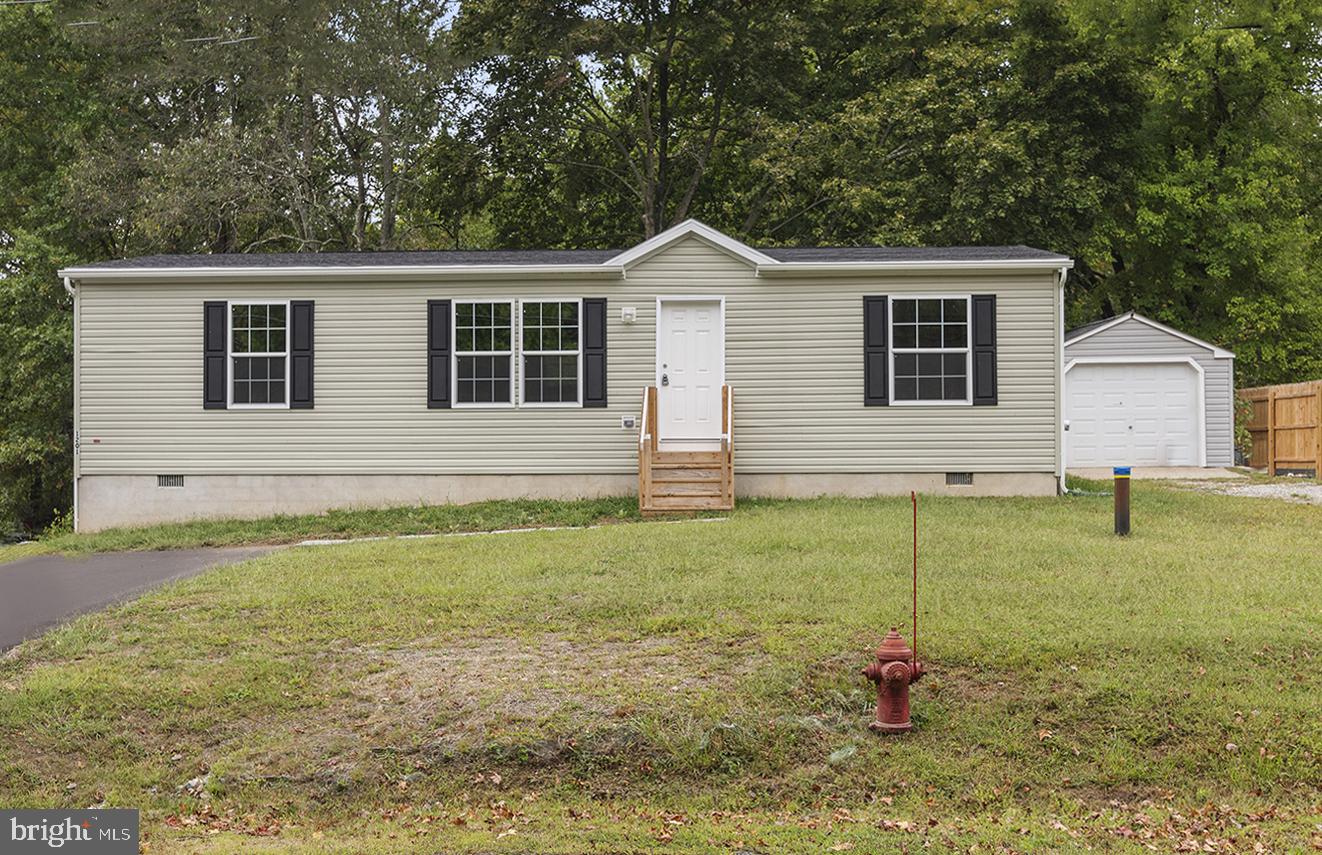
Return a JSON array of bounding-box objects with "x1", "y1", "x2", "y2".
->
[{"x1": 1114, "y1": 466, "x2": 1131, "y2": 536}]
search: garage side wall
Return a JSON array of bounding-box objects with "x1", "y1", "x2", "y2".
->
[{"x1": 1064, "y1": 318, "x2": 1233, "y2": 466}]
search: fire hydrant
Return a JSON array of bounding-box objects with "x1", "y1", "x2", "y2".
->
[{"x1": 861, "y1": 628, "x2": 924, "y2": 733}]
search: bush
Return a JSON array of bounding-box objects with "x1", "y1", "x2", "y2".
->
[{"x1": 0, "y1": 233, "x2": 74, "y2": 534}]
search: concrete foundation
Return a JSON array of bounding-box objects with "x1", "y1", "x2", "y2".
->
[
  {"x1": 75, "y1": 472, "x2": 1059, "y2": 532},
  {"x1": 737, "y1": 472, "x2": 1058, "y2": 499}
]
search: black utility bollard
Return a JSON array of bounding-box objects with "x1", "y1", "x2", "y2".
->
[{"x1": 1114, "y1": 466, "x2": 1131, "y2": 536}]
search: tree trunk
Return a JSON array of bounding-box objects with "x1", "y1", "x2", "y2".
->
[{"x1": 378, "y1": 96, "x2": 397, "y2": 250}]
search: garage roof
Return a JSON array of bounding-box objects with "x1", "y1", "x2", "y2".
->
[{"x1": 1066, "y1": 311, "x2": 1234, "y2": 358}]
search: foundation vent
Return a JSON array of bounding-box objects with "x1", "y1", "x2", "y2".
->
[
  {"x1": 945, "y1": 472, "x2": 974, "y2": 486},
  {"x1": 157, "y1": 474, "x2": 185, "y2": 488}
]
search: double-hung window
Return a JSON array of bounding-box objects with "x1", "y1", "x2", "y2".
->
[
  {"x1": 521, "y1": 301, "x2": 580, "y2": 405},
  {"x1": 229, "y1": 302, "x2": 288, "y2": 407},
  {"x1": 890, "y1": 297, "x2": 970, "y2": 403},
  {"x1": 451, "y1": 299, "x2": 583, "y2": 407},
  {"x1": 454, "y1": 301, "x2": 514, "y2": 405}
]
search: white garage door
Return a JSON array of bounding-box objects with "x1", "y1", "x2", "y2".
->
[{"x1": 1066, "y1": 362, "x2": 1201, "y2": 467}]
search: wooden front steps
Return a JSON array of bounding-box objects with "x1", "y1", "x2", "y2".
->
[
  {"x1": 648, "y1": 452, "x2": 727, "y2": 507},
  {"x1": 638, "y1": 386, "x2": 734, "y2": 514}
]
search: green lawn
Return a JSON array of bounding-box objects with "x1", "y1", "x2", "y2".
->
[
  {"x1": 1, "y1": 487, "x2": 1320, "y2": 852},
  {"x1": 0, "y1": 497, "x2": 644, "y2": 562}
]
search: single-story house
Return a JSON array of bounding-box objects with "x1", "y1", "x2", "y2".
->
[
  {"x1": 59, "y1": 220, "x2": 1073, "y2": 531},
  {"x1": 1063, "y1": 311, "x2": 1235, "y2": 468}
]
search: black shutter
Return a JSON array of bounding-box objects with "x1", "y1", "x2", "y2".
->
[
  {"x1": 427, "y1": 299, "x2": 451, "y2": 408},
  {"x1": 863, "y1": 295, "x2": 888, "y2": 406},
  {"x1": 972, "y1": 294, "x2": 997, "y2": 406},
  {"x1": 203, "y1": 300, "x2": 228, "y2": 409},
  {"x1": 582, "y1": 297, "x2": 607, "y2": 407},
  {"x1": 290, "y1": 300, "x2": 314, "y2": 409}
]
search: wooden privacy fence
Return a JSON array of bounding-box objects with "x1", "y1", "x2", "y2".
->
[{"x1": 1239, "y1": 380, "x2": 1322, "y2": 475}]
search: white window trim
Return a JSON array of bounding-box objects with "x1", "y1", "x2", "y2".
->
[
  {"x1": 226, "y1": 299, "x2": 291, "y2": 410},
  {"x1": 451, "y1": 298, "x2": 517, "y2": 409},
  {"x1": 518, "y1": 297, "x2": 584, "y2": 409},
  {"x1": 888, "y1": 294, "x2": 973, "y2": 406}
]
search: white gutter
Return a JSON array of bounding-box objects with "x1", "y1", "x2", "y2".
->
[
  {"x1": 55, "y1": 264, "x2": 627, "y2": 283},
  {"x1": 66, "y1": 276, "x2": 79, "y2": 532},
  {"x1": 1056, "y1": 265, "x2": 1069, "y2": 495},
  {"x1": 58, "y1": 258, "x2": 1078, "y2": 282},
  {"x1": 755, "y1": 259, "x2": 1075, "y2": 275}
]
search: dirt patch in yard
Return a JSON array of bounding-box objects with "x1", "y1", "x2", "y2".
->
[
  {"x1": 355, "y1": 633, "x2": 762, "y2": 743},
  {"x1": 213, "y1": 633, "x2": 770, "y2": 794}
]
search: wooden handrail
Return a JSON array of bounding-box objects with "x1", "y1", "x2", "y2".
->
[
  {"x1": 647, "y1": 386, "x2": 658, "y2": 451},
  {"x1": 639, "y1": 385, "x2": 658, "y2": 512},
  {"x1": 721, "y1": 384, "x2": 732, "y2": 446},
  {"x1": 721, "y1": 384, "x2": 733, "y2": 506},
  {"x1": 639, "y1": 386, "x2": 651, "y2": 450},
  {"x1": 639, "y1": 385, "x2": 659, "y2": 451}
]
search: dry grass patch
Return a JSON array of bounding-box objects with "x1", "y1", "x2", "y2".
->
[{"x1": 198, "y1": 632, "x2": 773, "y2": 803}]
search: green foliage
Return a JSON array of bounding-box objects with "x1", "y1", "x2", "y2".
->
[
  {"x1": 1068, "y1": 0, "x2": 1322, "y2": 382},
  {"x1": 0, "y1": 234, "x2": 73, "y2": 533},
  {"x1": 1233, "y1": 392, "x2": 1256, "y2": 461}
]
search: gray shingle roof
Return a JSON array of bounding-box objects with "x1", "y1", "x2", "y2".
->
[
  {"x1": 761, "y1": 245, "x2": 1067, "y2": 263},
  {"x1": 74, "y1": 244, "x2": 1068, "y2": 270},
  {"x1": 1065, "y1": 312, "x2": 1133, "y2": 341},
  {"x1": 81, "y1": 249, "x2": 622, "y2": 269}
]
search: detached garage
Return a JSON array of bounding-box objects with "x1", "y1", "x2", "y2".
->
[{"x1": 1064, "y1": 312, "x2": 1235, "y2": 468}]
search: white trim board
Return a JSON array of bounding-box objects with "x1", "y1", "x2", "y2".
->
[
  {"x1": 1065, "y1": 311, "x2": 1234, "y2": 359},
  {"x1": 611, "y1": 219, "x2": 778, "y2": 269},
  {"x1": 57, "y1": 265, "x2": 623, "y2": 283},
  {"x1": 754, "y1": 259, "x2": 1073, "y2": 275},
  {"x1": 1063, "y1": 356, "x2": 1207, "y2": 468}
]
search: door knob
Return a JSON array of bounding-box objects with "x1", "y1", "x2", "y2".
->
[{"x1": 661, "y1": 374, "x2": 669, "y2": 386}]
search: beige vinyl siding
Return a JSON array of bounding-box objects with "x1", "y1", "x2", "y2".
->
[
  {"x1": 1064, "y1": 317, "x2": 1234, "y2": 466},
  {"x1": 76, "y1": 235, "x2": 1061, "y2": 476}
]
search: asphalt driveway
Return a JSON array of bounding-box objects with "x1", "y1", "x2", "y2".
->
[{"x1": 0, "y1": 546, "x2": 275, "y2": 649}]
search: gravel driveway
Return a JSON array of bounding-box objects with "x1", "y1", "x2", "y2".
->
[{"x1": 1181, "y1": 479, "x2": 1322, "y2": 505}]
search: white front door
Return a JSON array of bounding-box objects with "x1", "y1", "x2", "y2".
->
[
  {"x1": 1066, "y1": 361, "x2": 1202, "y2": 467},
  {"x1": 657, "y1": 299, "x2": 723, "y2": 443}
]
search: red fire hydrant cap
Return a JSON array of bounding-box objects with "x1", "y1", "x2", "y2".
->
[{"x1": 875, "y1": 628, "x2": 914, "y2": 661}]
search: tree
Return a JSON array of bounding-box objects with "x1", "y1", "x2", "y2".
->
[
  {"x1": 56, "y1": 0, "x2": 457, "y2": 253},
  {"x1": 455, "y1": 0, "x2": 808, "y2": 243},
  {"x1": 0, "y1": 5, "x2": 102, "y2": 532},
  {"x1": 1069, "y1": 0, "x2": 1322, "y2": 384},
  {"x1": 0, "y1": 235, "x2": 73, "y2": 534}
]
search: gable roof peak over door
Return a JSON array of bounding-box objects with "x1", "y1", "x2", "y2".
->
[{"x1": 606, "y1": 219, "x2": 780, "y2": 270}]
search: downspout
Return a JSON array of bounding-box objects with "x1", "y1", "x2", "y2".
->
[
  {"x1": 65, "y1": 276, "x2": 79, "y2": 532},
  {"x1": 1056, "y1": 265, "x2": 1069, "y2": 495}
]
